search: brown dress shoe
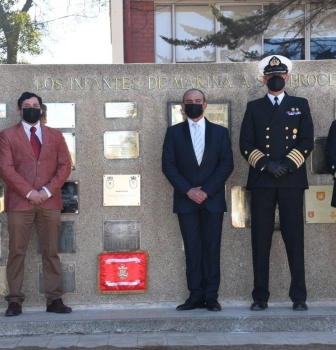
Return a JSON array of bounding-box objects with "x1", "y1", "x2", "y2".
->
[
  {"x1": 5, "y1": 302, "x2": 22, "y2": 316},
  {"x1": 46, "y1": 298, "x2": 72, "y2": 313}
]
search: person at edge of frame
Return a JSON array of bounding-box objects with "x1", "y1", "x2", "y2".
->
[
  {"x1": 239, "y1": 55, "x2": 314, "y2": 312},
  {"x1": 162, "y1": 88, "x2": 234, "y2": 312},
  {"x1": 0, "y1": 92, "x2": 73, "y2": 316},
  {"x1": 325, "y1": 120, "x2": 336, "y2": 207}
]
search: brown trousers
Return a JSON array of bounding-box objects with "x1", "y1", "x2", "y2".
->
[{"x1": 5, "y1": 206, "x2": 63, "y2": 306}]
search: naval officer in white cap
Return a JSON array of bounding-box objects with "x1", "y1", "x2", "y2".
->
[{"x1": 239, "y1": 55, "x2": 314, "y2": 311}]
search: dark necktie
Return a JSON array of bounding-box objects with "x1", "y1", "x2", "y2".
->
[
  {"x1": 30, "y1": 126, "x2": 41, "y2": 159},
  {"x1": 274, "y1": 96, "x2": 279, "y2": 109}
]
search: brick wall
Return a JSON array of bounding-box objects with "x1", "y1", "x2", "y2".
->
[{"x1": 124, "y1": 1, "x2": 155, "y2": 63}]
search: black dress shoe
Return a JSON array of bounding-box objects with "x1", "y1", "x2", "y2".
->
[
  {"x1": 206, "y1": 298, "x2": 221, "y2": 311},
  {"x1": 46, "y1": 298, "x2": 72, "y2": 313},
  {"x1": 176, "y1": 298, "x2": 205, "y2": 311},
  {"x1": 5, "y1": 302, "x2": 22, "y2": 316},
  {"x1": 293, "y1": 301, "x2": 308, "y2": 311},
  {"x1": 250, "y1": 299, "x2": 268, "y2": 311}
]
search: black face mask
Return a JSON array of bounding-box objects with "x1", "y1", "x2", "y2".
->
[
  {"x1": 22, "y1": 108, "x2": 41, "y2": 124},
  {"x1": 184, "y1": 104, "x2": 203, "y2": 120},
  {"x1": 267, "y1": 75, "x2": 285, "y2": 92}
]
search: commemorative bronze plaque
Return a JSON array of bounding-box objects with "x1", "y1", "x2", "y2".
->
[
  {"x1": 0, "y1": 266, "x2": 5, "y2": 295},
  {"x1": 39, "y1": 262, "x2": 76, "y2": 294},
  {"x1": 168, "y1": 101, "x2": 231, "y2": 134},
  {"x1": 62, "y1": 133, "x2": 76, "y2": 169},
  {"x1": 37, "y1": 221, "x2": 76, "y2": 254},
  {"x1": 0, "y1": 104, "x2": 6, "y2": 118},
  {"x1": 0, "y1": 187, "x2": 4, "y2": 213},
  {"x1": 105, "y1": 102, "x2": 137, "y2": 118},
  {"x1": 61, "y1": 181, "x2": 79, "y2": 214},
  {"x1": 231, "y1": 186, "x2": 280, "y2": 230},
  {"x1": 44, "y1": 103, "x2": 76, "y2": 128},
  {"x1": 104, "y1": 131, "x2": 139, "y2": 159},
  {"x1": 103, "y1": 175, "x2": 140, "y2": 206},
  {"x1": 305, "y1": 185, "x2": 335, "y2": 223},
  {"x1": 104, "y1": 220, "x2": 140, "y2": 251},
  {"x1": 311, "y1": 137, "x2": 328, "y2": 174}
]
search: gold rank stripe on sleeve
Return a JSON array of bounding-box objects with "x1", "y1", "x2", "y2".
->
[
  {"x1": 286, "y1": 149, "x2": 305, "y2": 168},
  {"x1": 248, "y1": 149, "x2": 264, "y2": 168}
]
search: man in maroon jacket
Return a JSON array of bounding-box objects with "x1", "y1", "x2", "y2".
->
[{"x1": 0, "y1": 92, "x2": 72, "y2": 316}]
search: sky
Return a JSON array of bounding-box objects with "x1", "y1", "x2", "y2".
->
[{"x1": 19, "y1": 0, "x2": 112, "y2": 64}]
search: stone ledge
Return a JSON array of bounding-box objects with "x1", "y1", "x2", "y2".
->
[{"x1": 1, "y1": 305, "x2": 336, "y2": 337}]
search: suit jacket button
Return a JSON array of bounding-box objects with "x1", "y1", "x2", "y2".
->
[{"x1": 266, "y1": 145, "x2": 270, "y2": 148}]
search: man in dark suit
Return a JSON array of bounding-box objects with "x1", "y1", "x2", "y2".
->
[
  {"x1": 325, "y1": 121, "x2": 336, "y2": 207},
  {"x1": 162, "y1": 89, "x2": 234, "y2": 311},
  {"x1": 240, "y1": 55, "x2": 314, "y2": 311},
  {"x1": 0, "y1": 92, "x2": 72, "y2": 316}
]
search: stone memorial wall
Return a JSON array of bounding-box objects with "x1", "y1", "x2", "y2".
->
[{"x1": 0, "y1": 61, "x2": 335, "y2": 308}]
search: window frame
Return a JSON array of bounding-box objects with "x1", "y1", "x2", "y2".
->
[{"x1": 154, "y1": 1, "x2": 318, "y2": 63}]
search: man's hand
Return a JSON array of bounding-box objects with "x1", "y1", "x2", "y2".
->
[
  {"x1": 264, "y1": 161, "x2": 289, "y2": 180},
  {"x1": 39, "y1": 189, "x2": 49, "y2": 201},
  {"x1": 187, "y1": 187, "x2": 208, "y2": 204},
  {"x1": 28, "y1": 190, "x2": 44, "y2": 205}
]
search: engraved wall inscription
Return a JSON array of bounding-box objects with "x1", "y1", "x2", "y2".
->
[
  {"x1": 231, "y1": 186, "x2": 280, "y2": 230},
  {"x1": 44, "y1": 103, "x2": 75, "y2": 128},
  {"x1": 103, "y1": 175, "x2": 140, "y2": 206},
  {"x1": 104, "y1": 131, "x2": 139, "y2": 159},
  {"x1": 39, "y1": 262, "x2": 76, "y2": 294},
  {"x1": 305, "y1": 185, "x2": 335, "y2": 223},
  {"x1": 0, "y1": 104, "x2": 6, "y2": 118},
  {"x1": 105, "y1": 102, "x2": 137, "y2": 118},
  {"x1": 168, "y1": 101, "x2": 230, "y2": 134},
  {"x1": 61, "y1": 181, "x2": 79, "y2": 214},
  {"x1": 63, "y1": 133, "x2": 76, "y2": 169},
  {"x1": 104, "y1": 220, "x2": 140, "y2": 251}
]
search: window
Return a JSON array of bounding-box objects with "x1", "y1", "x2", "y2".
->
[
  {"x1": 310, "y1": 6, "x2": 336, "y2": 60},
  {"x1": 263, "y1": 5, "x2": 305, "y2": 60},
  {"x1": 155, "y1": 5, "x2": 215, "y2": 63},
  {"x1": 220, "y1": 5, "x2": 262, "y2": 62},
  {"x1": 154, "y1": 2, "x2": 336, "y2": 63}
]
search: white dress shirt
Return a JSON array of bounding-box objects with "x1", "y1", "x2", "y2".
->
[
  {"x1": 267, "y1": 91, "x2": 285, "y2": 106},
  {"x1": 22, "y1": 120, "x2": 42, "y2": 143},
  {"x1": 188, "y1": 116, "x2": 206, "y2": 146}
]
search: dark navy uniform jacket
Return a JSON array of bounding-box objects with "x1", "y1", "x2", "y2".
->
[
  {"x1": 325, "y1": 120, "x2": 336, "y2": 207},
  {"x1": 240, "y1": 93, "x2": 314, "y2": 189}
]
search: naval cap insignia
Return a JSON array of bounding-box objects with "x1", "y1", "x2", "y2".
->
[{"x1": 269, "y1": 56, "x2": 281, "y2": 66}]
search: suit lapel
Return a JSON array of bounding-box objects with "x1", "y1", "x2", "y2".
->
[
  {"x1": 256, "y1": 94, "x2": 274, "y2": 119},
  {"x1": 200, "y1": 118, "x2": 212, "y2": 166},
  {"x1": 183, "y1": 119, "x2": 199, "y2": 166},
  {"x1": 14, "y1": 122, "x2": 36, "y2": 159},
  {"x1": 40, "y1": 125, "x2": 50, "y2": 159}
]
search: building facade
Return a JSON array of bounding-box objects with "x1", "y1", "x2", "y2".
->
[{"x1": 110, "y1": 0, "x2": 336, "y2": 64}]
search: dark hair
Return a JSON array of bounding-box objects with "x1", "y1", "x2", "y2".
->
[
  {"x1": 183, "y1": 89, "x2": 206, "y2": 103},
  {"x1": 17, "y1": 92, "x2": 42, "y2": 109},
  {"x1": 41, "y1": 103, "x2": 47, "y2": 113}
]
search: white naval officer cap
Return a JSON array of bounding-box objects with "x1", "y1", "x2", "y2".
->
[{"x1": 258, "y1": 55, "x2": 292, "y2": 76}]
